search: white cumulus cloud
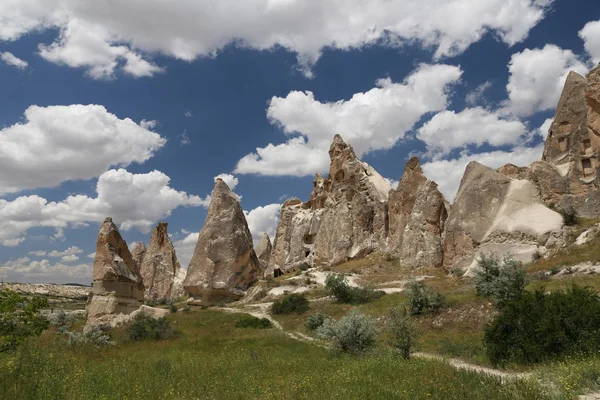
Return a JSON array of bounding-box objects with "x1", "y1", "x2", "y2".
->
[
  {"x1": 503, "y1": 44, "x2": 588, "y2": 117},
  {"x1": 0, "y1": 0, "x2": 552, "y2": 77},
  {"x1": 236, "y1": 64, "x2": 462, "y2": 176},
  {"x1": 418, "y1": 107, "x2": 528, "y2": 156},
  {"x1": 0, "y1": 104, "x2": 166, "y2": 195},
  {"x1": 0, "y1": 169, "x2": 208, "y2": 246},
  {"x1": 244, "y1": 203, "x2": 281, "y2": 245},
  {"x1": 580, "y1": 20, "x2": 600, "y2": 64},
  {"x1": 0, "y1": 257, "x2": 92, "y2": 285},
  {"x1": 0, "y1": 51, "x2": 28, "y2": 69}
]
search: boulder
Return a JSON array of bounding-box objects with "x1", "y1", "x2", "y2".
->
[
  {"x1": 183, "y1": 179, "x2": 263, "y2": 304},
  {"x1": 255, "y1": 232, "x2": 272, "y2": 271},
  {"x1": 268, "y1": 135, "x2": 390, "y2": 273},
  {"x1": 85, "y1": 217, "x2": 144, "y2": 331},
  {"x1": 387, "y1": 157, "x2": 447, "y2": 268},
  {"x1": 139, "y1": 222, "x2": 182, "y2": 301},
  {"x1": 443, "y1": 162, "x2": 563, "y2": 274}
]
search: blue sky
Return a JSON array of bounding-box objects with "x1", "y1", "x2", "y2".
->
[{"x1": 0, "y1": 0, "x2": 599, "y2": 284}]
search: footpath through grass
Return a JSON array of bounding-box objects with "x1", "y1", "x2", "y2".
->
[{"x1": 0, "y1": 309, "x2": 556, "y2": 400}]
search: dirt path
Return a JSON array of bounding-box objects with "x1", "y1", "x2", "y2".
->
[{"x1": 412, "y1": 352, "x2": 530, "y2": 382}]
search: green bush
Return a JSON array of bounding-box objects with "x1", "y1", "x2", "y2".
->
[
  {"x1": 169, "y1": 302, "x2": 178, "y2": 313},
  {"x1": 127, "y1": 314, "x2": 177, "y2": 341},
  {"x1": 271, "y1": 293, "x2": 310, "y2": 315},
  {"x1": 386, "y1": 307, "x2": 415, "y2": 359},
  {"x1": 234, "y1": 315, "x2": 272, "y2": 329},
  {"x1": 406, "y1": 280, "x2": 444, "y2": 315},
  {"x1": 0, "y1": 289, "x2": 49, "y2": 352},
  {"x1": 305, "y1": 312, "x2": 328, "y2": 331},
  {"x1": 325, "y1": 273, "x2": 385, "y2": 304},
  {"x1": 473, "y1": 254, "x2": 527, "y2": 305},
  {"x1": 317, "y1": 308, "x2": 377, "y2": 353},
  {"x1": 484, "y1": 285, "x2": 600, "y2": 366}
]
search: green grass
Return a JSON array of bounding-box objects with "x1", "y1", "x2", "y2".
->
[{"x1": 0, "y1": 309, "x2": 561, "y2": 400}]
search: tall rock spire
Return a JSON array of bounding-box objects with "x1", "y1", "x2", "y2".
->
[
  {"x1": 86, "y1": 217, "x2": 144, "y2": 330},
  {"x1": 183, "y1": 179, "x2": 263, "y2": 304},
  {"x1": 140, "y1": 222, "x2": 181, "y2": 301},
  {"x1": 387, "y1": 157, "x2": 447, "y2": 268}
]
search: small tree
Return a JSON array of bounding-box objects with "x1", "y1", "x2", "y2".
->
[
  {"x1": 317, "y1": 308, "x2": 377, "y2": 353},
  {"x1": 387, "y1": 307, "x2": 415, "y2": 359},
  {"x1": 0, "y1": 289, "x2": 49, "y2": 352},
  {"x1": 473, "y1": 254, "x2": 527, "y2": 304},
  {"x1": 325, "y1": 273, "x2": 384, "y2": 304},
  {"x1": 271, "y1": 293, "x2": 310, "y2": 315},
  {"x1": 406, "y1": 280, "x2": 444, "y2": 315}
]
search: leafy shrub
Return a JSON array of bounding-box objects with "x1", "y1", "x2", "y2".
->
[
  {"x1": 256, "y1": 289, "x2": 268, "y2": 300},
  {"x1": 169, "y1": 302, "x2": 178, "y2": 313},
  {"x1": 386, "y1": 307, "x2": 415, "y2": 359},
  {"x1": 271, "y1": 293, "x2": 310, "y2": 315},
  {"x1": 0, "y1": 289, "x2": 49, "y2": 352},
  {"x1": 60, "y1": 326, "x2": 115, "y2": 347},
  {"x1": 298, "y1": 263, "x2": 310, "y2": 271},
  {"x1": 127, "y1": 314, "x2": 177, "y2": 341},
  {"x1": 406, "y1": 280, "x2": 444, "y2": 315},
  {"x1": 52, "y1": 310, "x2": 76, "y2": 330},
  {"x1": 234, "y1": 315, "x2": 272, "y2": 329},
  {"x1": 561, "y1": 206, "x2": 579, "y2": 226},
  {"x1": 317, "y1": 308, "x2": 377, "y2": 353},
  {"x1": 484, "y1": 285, "x2": 600, "y2": 366},
  {"x1": 325, "y1": 273, "x2": 385, "y2": 304},
  {"x1": 473, "y1": 254, "x2": 527, "y2": 305},
  {"x1": 305, "y1": 312, "x2": 328, "y2": 331},
  {"x1": 183, "y1": 305, "x2": 191, "y2": 313}
]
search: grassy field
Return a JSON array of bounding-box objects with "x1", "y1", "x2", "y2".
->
[{"x1": 0, "y1": 310, "x2": 561, "y2": 400}]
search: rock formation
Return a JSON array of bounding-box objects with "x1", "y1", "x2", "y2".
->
[
  {"x1": 86, "y1": 217, "x2": 144, "y2": 330},
  {"x1": 139, "y1": 222, "x2": 182, "y2": 301},
  {"x1": 443, "y1": 162, "x2": 563, "y2": 274},
  {"x1": 131, "y1": 242, "x2": 146, "y2": 271},
  {"x1": 183, "y1": 179, "x2": 263, "y2": 304},
  {"x1": 269, "y1": 135, "x2": 391, "y2": 274},
  {"x1": 541, "y1": 66, "x2": 600, "y2": 217},
  {"x1": 387, "y1": 157, "x2": 448, "y2": 268},
  {"x1": 255, "y1": 233, "x2": 272, "y2": 271}
]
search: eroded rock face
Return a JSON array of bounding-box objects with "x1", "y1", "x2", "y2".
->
[
  {"x1": 183, "y1": 179, "x2": 263, "y2": 304},
  {"x1": 131, "y1": 242, "x2": 146, "y2": 272},
  {"x1": 541, "y1": 67, "x2": 600, "y2": 218},
  {"x1": 388, "y1": 157, "x2": 447, "y2": 268},
  {"x1": 255, "y1": 233, "x2": 272, "y2": 271},
  {"x1": 139, "y1": 222, "x2": 182, "y2": 301},
  {"x1": 268, "y1": 135, "x2": 391, "y2": 274},
  {"x1": 443, "y1": 162, "x2": 563, "y2": 274},
  {"x1": 86, "y1": 217, "x2": 144, "y2": 330}
]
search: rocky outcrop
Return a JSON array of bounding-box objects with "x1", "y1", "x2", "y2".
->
[
  {"x1": 268, "y1": 135, "x2": 391, "y2": 274},
  {"x1": 183, "y1": 179, "x2": 263, "y2": 304},
  {"x1": 387, "y1": 157, "x2": 448, "y2": 268},
  {"x1": 443, "y1": 162, "x2": 563, "y2": 274},
  {"x1": 131, "y1": 242, "x2": 146, "y2": 272},
  {"x1": 86, "y1": 217, "x2": 144, "y2": 330},
  {"x1": 255, "y1": 233, "x2": 272, "y2": 271},
  {"x1": 139, "y1": 222, "x2": 182, "y2": 301},
  {"x1": 541, "y1": 66, "x2": 600, "y2": 218}
]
